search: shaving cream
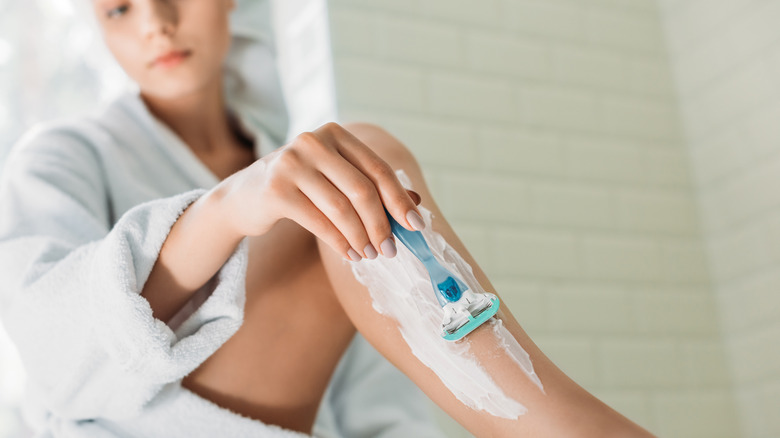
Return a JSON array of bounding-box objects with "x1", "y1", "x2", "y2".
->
[{"x1": 348, "y1": 169, "x2": 544, "y2": 419}]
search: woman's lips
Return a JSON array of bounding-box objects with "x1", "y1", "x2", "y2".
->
[{"x1": 151, "y1": 50, "x2": 191, "y2": 69}]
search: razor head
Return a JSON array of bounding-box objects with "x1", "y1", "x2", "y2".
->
[
  {"x1": 443, "y1": 319, "x2": 468, "y2": 336},
  {"x1": 440, "y1": 292, "x2": 500, "y2": 341}
]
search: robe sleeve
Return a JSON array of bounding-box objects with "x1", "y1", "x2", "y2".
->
[{"x1": 0, "y1": 129, "x2": 249, "y2": 422}]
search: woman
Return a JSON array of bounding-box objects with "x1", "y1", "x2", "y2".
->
[{"x1": 0, "y1": 0, "x2": 655, "y2": 437}]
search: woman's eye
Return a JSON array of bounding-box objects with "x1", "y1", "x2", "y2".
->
[{"x1": 106, "y1": 4, "x2": 130, "y2": 19}]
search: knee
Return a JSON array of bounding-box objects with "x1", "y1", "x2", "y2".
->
[{"x1": 341, "y1": 122, "x2": 421, "y2": 173}]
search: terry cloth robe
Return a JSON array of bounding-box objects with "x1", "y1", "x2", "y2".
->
[{"x1": 0, "y1": 90, "x2": 446, "y2": 438}]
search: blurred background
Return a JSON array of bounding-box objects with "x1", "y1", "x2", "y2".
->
[{"x1": 1, "y1": 0, "x2": 779, "y2": 437}]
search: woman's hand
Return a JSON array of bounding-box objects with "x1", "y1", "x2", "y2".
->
[{"x1": 219, "y1": 122, "x2": 424, "y2": 261}]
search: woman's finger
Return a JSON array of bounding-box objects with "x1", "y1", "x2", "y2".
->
[
  {"x1": 321, "y1": 124, "x2": 424, "y2": 234},
  {"x1": 295, "y1": 166, "x2": 378, "y2": 260},
  {"x1": 306, "y1": 150, "x2": 393, "y2": 258},
  {"x1": 407, "y1": 189, "x2": 421, "y2": 206},
  {"x1": 280, "y1": 187, "x2": 360, "y2": 262},
  {"x1": 294, "y1": 129, "x2": 398, "y2": 258}
]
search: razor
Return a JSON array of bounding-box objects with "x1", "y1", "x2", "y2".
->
[{"x1": 384, "y1": 207, "x2": 500, "y2": 341}]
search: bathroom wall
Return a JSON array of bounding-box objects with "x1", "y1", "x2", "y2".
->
[
  {"x1": 659, "y1": 1, "x2": 780, "y2": 437},
  {"x1": 325, "y1": 0, "x2": 737, "y2": 436}
]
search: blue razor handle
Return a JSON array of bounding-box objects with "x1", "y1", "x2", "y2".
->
[
  {"x1": 384, "y1": 208, "x2": 468, "y2": 306},
  {"x1": 384, "y1": 207, "x2": 501, "y2": 342}
]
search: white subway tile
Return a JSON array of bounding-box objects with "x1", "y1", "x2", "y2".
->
[
  {"x1": 376, "y1": 16, "x2": 462, "y2": 67},
  {"x1": 736, "y1": 384, "x2": 773, "y2": 438},
  {"x1": 531, "y1": 183, "x2": 614, "y2": 229},
  {"x1": 582, "y1": 235, "x2": 663, "y2": 281},
  {"x1": 601, "y1": 96, "x2": 681, "y2": 140},
  {"x1": 520, "y1": 85, "x2": 602, "y2": 132},
  {"x1": 466, "y1": 31, "x2": 550, "y2": 80},
  {"x1": 564, "y1": 135, "x2": 645, "y2": 183},
  {"x1": 717, "y1": 269, "x2": 780, "y2": 334},
  {"x1": 615, "y1": 189, "x2": 697, "y2": 235},
  {"x1": 478, "y1": 127, "x2": 565, "y2": 176},
  {"x1": 333, "y1": 59, "x2": 425, "y2": 111},
  {"x1": 490, "y1": 229, "x2": 581, "y2": 278},
  {"x1": 727, "y1": 323, "x2": 780, "y2": 385},
  {"x1": 672, "y1": 1, "x2": 780, "y2": 102},
  {"x1": 660, "y1": 0, "x2": 752, "y2": 57},
  {"x1": 546, "y1": 283, "x2": 634, "y2": 333},
  {"x1": 688, "y1": 127, "x2": 749, "y2": 189},
  {"x1": 681, "y1": 339, "x2": 733, "y2": 387},
  {"x1": 683, "y1": 61, "x2": 776, "y2": 142},
  {"x1": 651, "y1": 389, "x2": 740, "y2": 438},
  {"x1": 551, "y1": 44, "x2": 630, "y2": 92},
  {"x1": 328, "y1": 9, "x2": 378, "y2": 57},
  {"x1": 428, "y1": 72, "x2": 516, "y2": 122},
  {"x1": 634, "y1": 290, "x2": 718, "y2": 336},
  {"x1": 766, "y1": 209, "x2": 780, "y2": 265},
  {"x1": 725, "y1": 158, "x2": 780, "y2": 228},
  {"x1": 708, "y1": 221, "x2": 774, "y2": 284},
  {"x1": 502, "y1": 0, "x2": 585, "y2": 40},
  {"x1": 659, "y1": 239, "x2": 710, "y2": 284},
  {"x1": 760, "y1": 381, "x2": 780, "y2": 437},
  {"x1": 642, "y1": 146, "x2": 692, "y2": 188},
  {"x1": 437, "y1": 172, "x2": 530, "y2": 224},
  {"x1": 598, "y1": 339, "x2": 684, "y2": 387},
  {"x1": 419, "y1": 0, "x2": 501, "y2": 27},
  {"x1": 743, "y1": 99, "x2": 780, "y2": 165},
  {"x1": 585, "y1": 8, "x2": 665, "y2": 53},
  {"x1": 627, "y1": 54, "x2": 676, "y2": 97},
  {"x1": 328, "y1": 0, "x2": 420, "y2": 14},
  {"x1": 594, "y1": 0, "x2": 658, "y2": 13},
  {"x1": 368, "y1": 114, "x2": 479, "y2": 169}
]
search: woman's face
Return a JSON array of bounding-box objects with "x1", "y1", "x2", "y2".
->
[{"x1": 92, "y1": 0, "x2": 235, "y2": 100}]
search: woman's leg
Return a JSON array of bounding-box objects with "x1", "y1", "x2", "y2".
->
[
  {"x1": 181, "y1": 217, "x2": 357, "y2": 433},
  {"x1": 313, "y1": 122, "x2": 656, "y2": 438}
]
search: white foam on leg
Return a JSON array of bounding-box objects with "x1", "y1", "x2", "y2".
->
[
  {"x1": 347, "y1": 169, "x2": 544, "y2": 419},
  {"x1": 490, "y1": 318, "x2": 545, "y2": 394}
]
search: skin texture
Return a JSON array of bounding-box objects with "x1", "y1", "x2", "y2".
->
[{"x1": 93, "y1": 1, "x2": 657, "y2": 436}]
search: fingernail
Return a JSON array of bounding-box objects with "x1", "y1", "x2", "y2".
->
[
  {"x1": 406, "y1": 210, "x2": 425, "y2": 231},
  {"x1": 347, "y1": 248, "x2": 362, "y2": 262},
  {"x1": 363, "y1": 243, "x2": 378, "y2": 259},
  {"x1": 380, "y1": 237, "x2": 397, "y2": 258}
]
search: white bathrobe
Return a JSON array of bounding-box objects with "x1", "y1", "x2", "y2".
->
[{"x1": 0, "y1": 90, "x2": 445, "y2": 438}]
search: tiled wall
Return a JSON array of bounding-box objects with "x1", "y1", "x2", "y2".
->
[
  {"x1": 325, "y1": 0, "x2": 737, "y2": 436},
  {"x1": 659, "y1": 1, "x2": 780, "y2": 437}
]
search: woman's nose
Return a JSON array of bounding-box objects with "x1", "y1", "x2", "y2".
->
[{"x1": 141, "y1": 0, "x2": 178, "y2": 39}]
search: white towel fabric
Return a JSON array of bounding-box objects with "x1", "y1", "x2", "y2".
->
[
  {"x1": 223, "y1": 0, "x2": 291, "y2": 145},
  {"x1": 0, "y1": 90, "x2": 445, "y2": 437}
]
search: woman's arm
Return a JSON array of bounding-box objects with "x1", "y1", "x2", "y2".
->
[
  {"x1": 316, "y1": 123, "x2": 656, "y2": 438},
  {"x1": 0, "y1": 131, "x2": 248, "y2": 420},
  {"x1": 140, "y1": 187, "x2": 244, "y2": 324}
]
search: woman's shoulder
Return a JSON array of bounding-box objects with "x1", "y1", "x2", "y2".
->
[{"x1": 6, "y1": 93, "x2": 138, "y2": 166}]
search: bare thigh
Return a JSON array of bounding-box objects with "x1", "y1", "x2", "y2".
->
[{"x1": 181, "y1": 219, "x2": 356, "y2": 434}]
